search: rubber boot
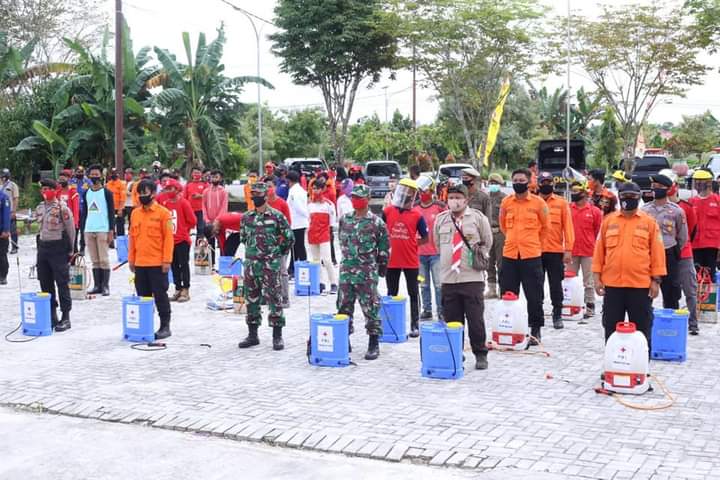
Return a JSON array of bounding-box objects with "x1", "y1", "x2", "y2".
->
[
  {"x1": 55, "y1": 311, "x2": 71, "y2": 332},
  {"x1": 87, "y1": 268, "x2": 102, "y2": 295},
  {"x1": 272, "y1": 326, "x2": 284, "y2": 351},
  {"x1": 409, "y1": 319, "x2": 420, "y2": 338},
  {"x1": 529, "y1": 326, "x2": 541, "y2": 346},
  {"x1": 154, "y1": 318, "x2": 172, "y2": 340},
  {"x1": 552, "y1": 313, "x2": 564, "y2": 330},
  {"x1": 238, "y1": 324, "x2": 260, "y2": 348},
  {"x1": 475, "y1": 352, "x2": 488, "y2": 370},
  {"x1": 101, "y1": 269, "x2": 110, "y2": 296},
  {"x1": 177, "y1": 288, "x2": 190, "y2": 303},
  {"x1": 364, "y1": 335, "x2": 380, "y2": 360},
  {"x1": 50, "y1": 309, "x2": 58, "y2": 330}
]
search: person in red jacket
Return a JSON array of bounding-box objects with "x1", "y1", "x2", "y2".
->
[
  {"x1": 689, "y1": 169, "x2": 720, "y2": 281},
  {"x1": 568, "y1": 182, "x2": 603, "y2": 319},
  {"x1": 669, "y1": 175, "x2": 699, "y2": 334},
  {"x1": 204, "y1": 211, "x2": 243, "y2": 256},
  {"x1": 56, "y1": 169, "x2": 80, "y2": 231},
  {"x1": 264, "y1": 177, "x2": 292, "y2": 306},
  {"x1": 383, "y1": 178, "x2": 429, "y2": 337},
  {"x1": 183, "y1": 166, "x2": 209, "y2": 243},
  {"x1": 158, "y1": 179, "x2": 197, "y2": 302}
]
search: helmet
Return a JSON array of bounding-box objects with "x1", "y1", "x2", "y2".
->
[
  {"x1": 692, "y1": 169, "x2": 713, "y2": 181},
  {"x1": 611, "y1": 170, "x2": 629, "y2": 183},
  {"x1": 657, "y1": 168, "x2": 677, "y2": 184},
  {"x1": 391, "y1": 178, "x2": 418, "y2": 209}
]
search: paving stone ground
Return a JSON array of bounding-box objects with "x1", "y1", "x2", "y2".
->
[{"x1": 2, "y1": 235, "x2": 719, "y2": 479}]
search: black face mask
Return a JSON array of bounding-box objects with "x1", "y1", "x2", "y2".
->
[
  {"x1": 539, "y1": 184, "x2": 554, "y2": 195},
  {"x1": 462, "y1": 179, "x2": 473, "y2": 188},
  {"x1": 139, "y1": 194, "x2": 153, "y2": 206},
  {"x1": 620, "y1": 197, "x2": 639, "y2": 211},
  {"x1": 571, "y1": 193, "x2": 584, "y2": 203},
  {"x1": 252, "y1": 195, "x2": 266, "y2": 207},
  {"x1": 512, "y1": 182, "x2": 529, "y2": 194},
  {"x1": 90, "y1": 176, "x2": 102, "y2": 184},
  {"x1": 110, "y1": 174, "x2": 118, "y2": 180},
  {"x1": 653, "y1": 188, "x2": 668, "y2": 199}
]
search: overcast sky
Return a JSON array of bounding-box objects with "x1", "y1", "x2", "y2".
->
[{"x1": 108, "y1": 0, "x2": 720, "y2": 126}]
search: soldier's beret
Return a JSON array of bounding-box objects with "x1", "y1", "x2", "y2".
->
[{"x1": 250, "y1": 182, "x2": 268, "y2": 194}]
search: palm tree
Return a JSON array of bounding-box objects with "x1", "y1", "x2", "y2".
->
[{"x1": 150, "y1": 25, "x2": 273, "y2": 172}]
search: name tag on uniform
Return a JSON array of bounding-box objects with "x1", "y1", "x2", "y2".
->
[{"x1": 263, "y1": 220, "x2": 275, "y2": 225}]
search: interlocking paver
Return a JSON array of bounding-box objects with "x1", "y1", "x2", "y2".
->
[{"x1": 2, "y1": 236, "x2": 720, "y2": 479}]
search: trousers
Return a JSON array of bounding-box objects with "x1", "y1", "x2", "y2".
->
[
  {"x1": 37, "y1": 239, "x2": 71, "y2": 313},
  {"x1": 419, "y1": 254, "x2": 442, "y2": 317},
  {"x1": 337, "y1": 277, "x2": 382, "y2": 335},
  {"x1": 244, "y1": 258, "x2": 285, "y2": 327},
  {"x1": 541, "y1": 252, "x2": 565, "y2": 316},
  {"x1": 386, "y1": 267, "x2": 420, "y2": 323},
  {"x1": 0, "y1": 237, "x2": 8, "y2": 279},
  {"x1": 601, "y1": 287, "x2": 653, "y2": 351},
  {"x1": 678, "y1": 257, "x2": 698, "y2": 329},
  {"x1": 135, "y1": 266, "x2": 171, "y2": 321},
  {"x1": 661, "y1": 247, "x2": 681, "y2": 309},
  {"x1": 288, "y1": 228, "x2": 307, "y2": 275},
  {"x1": 487, "y1": 230, "x2": 504, "y2": 285},
  {"x1": 309, "y1": 242, "x2": 336, "y2": 285},
  {"x1": 85, "y1": 232, "x2": 110, "y2": 269},
  {"x1": 501, "y1": 256, "x2": 544, "y2": 328},
  {"x1": 171, "y1": 242, "x2": 191, "y2": 289},
  {"x1": 441, "y1": 282, "x2": 487, "y2": 355}
]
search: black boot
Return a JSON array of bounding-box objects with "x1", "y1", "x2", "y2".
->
[
  {"x1": 272, "y1": 326, "x2": 284, "y2": 351},
  {"x1": 364, "y1": 335, "x2": 380, "y2": 360},
  {"x1": 475, "y1": 352, "x2": 488, "y2": 370},
  {"x1": 552, "y1": 313, "x2": 564, "y2": 330},
  {"x1": 101, "y1": 269, "x2": 110, "y2": 296},
  {"x1": 55, "y1": 311, "x2": 71, "y2": 332},
  {"x1": 154, "y1": 318, "x2": 172, "y2": 340},
  {"x1": 87, "y1": 268, "x2": 102, "y2": 295},
  {"x1": 409, "y1": 319, "x2": 419, "y2": 338},
  {"x1": 529, "y1": 326, "x2": 541, "y2": 346},
  {"x1": 238, "y1": 324, "x2": 260, "y2": 348},
  {"x1": 50, "y1": 309, "x2": 58, "y2": 330}
]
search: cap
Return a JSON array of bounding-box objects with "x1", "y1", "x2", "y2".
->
[
  {"x1": 617, "y1": 182, "x2": 641, "y2": 195},
  {"x1": 461, "y1": 167, "x2": 481, "y2": 178},
  {"x1": 538, "y1": 171, "x2": 554, "y2": 183},
  {"x1": 152, "y1": 160, "x2": 161, "y2": 168},
  {"x1": 649, "y1": 173, "x2": 673, "y2": 188},
  {"x1": 658, "y1": 168, "x2": 677, "y2": 183},
  {"x1": 250, "y1": 182, "x2": 268, "y2": 194},
  {"x1": 351, "y1": 184, "x2": 371, "y2": 198},
  {"x1": 447, "y1": 184, "x2": 468, "y2": 196},
  {"x1": 0, "y1": 168, "x2": 9, "y2": 177},
  {"x1": 488, "y1": 173, "x2": 504, "y2": 184},
  {"x1": 139, "y1": 168, "x2": 148, "y2": 174},
  {"x1": 693, "y1": 169, "x2": 713, "y2": 180},
  {"x1": 76, "y1": 165, "x2": 85, "y2": 172}
]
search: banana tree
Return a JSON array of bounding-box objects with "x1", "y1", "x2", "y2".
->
[
  {"x1": 13, "y1": 119, "x2": 67, "y2": 177},
  {"x1": 150, "y1": 25, "x2": 273, "y2": 172}
]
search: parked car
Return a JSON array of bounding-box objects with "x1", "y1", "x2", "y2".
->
[
  {"x1": 705, "y1": 152, "x2": 720, "y2": 179},
  {"x1": 631, "y1": 154, "x2": 671, "y2": 193},
  {"x1": 438, "y1": 163, "x2": 473, "y2": 185},
  {"x1": 365, "y1": 160, "x2": 402, "y2": 209},
  {"x1": 537, "y1": 139, "x2": 586, "y2": 191},
  {"x1": 226, "y1": 177, "x2": 248, "y2": 212},
  {"x1": 283, "y1": 157, "x2": 327, "y2": 176}
]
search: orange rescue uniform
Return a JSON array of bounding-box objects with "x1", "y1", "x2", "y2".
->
[
  {"x1": 128, "y1": 202, "x2": 174, "y2": 267},
  {"x1": 592, "y1": 210, "x2": 666, "y2": 288},
  {"x1": 542, "y1": 194, "x2": 574, "y2": 253},
  {"x1": 499, "y1": 193, "x2": 550, "y2": 259},
  {"x1": 106, "y1": 179, "x2": 127, "y2": 214}
]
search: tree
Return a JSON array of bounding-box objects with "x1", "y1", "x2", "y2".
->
[
  {"x1": 274, "y1": 108, "x2": 327, "y2": 161},
  {"x1": 531, "y1": 85, "x2": 603, "y2": 140},
  {"x1": 271, "y1": 0, "x2": 398, "y2": 163},
  {"x1": 493, "y1": 85, "x2": 546, "y2": 171},
  {"x1": 394, "y1": 0, "x2": 543, "y2": 172},
  {"x1": 594, "y1": 106, "x2": 623, "y2": 169},
  {"x1": 0, "y1": 0, "x2": 107, "y2": 63},
  {"x1": 672, "y1": 111, "x2": 720, "y2": 160},
  {"x1": 549, "y1": 4, "x2": 709, "y2": 171},
  {"x1": 151, "y1": 26, "x2": 273, "y2": 172},
  {"x1": 685, "y1": 0, "x2": 720, "y2": 54}
]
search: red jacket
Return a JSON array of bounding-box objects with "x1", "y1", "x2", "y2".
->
[
  {"x1": 268, "y1": 196, "x2": 292, "y2": 224},
  {"x1": 570, "y1": 202, "x2": 602, "y2": 257},
  {"x1": 689, "y1": 194, "x2": 720, "y2": 249},
  {"x1": 678, "y1": 200, "x2": 697, "y2": 259},
  {"x1": 158, "y1": 195, "x2": 197, "y2": 245},
  {"x1": 57, "y1": 186, "x2": 80, "y2": 229},
  {"x1": 384, "y1": 206, "x2": 428, "y2": 269},
  {"x1": 216, "y1": 212, "x2": 243, "y2": 253},
  {"x1": 184, "y1": 180, "x2": 209, "y2": 212}
]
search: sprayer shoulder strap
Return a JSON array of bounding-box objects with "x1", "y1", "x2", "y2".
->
[{"x1": 451, "y1": 217, "x2": 474, "y2": 251}]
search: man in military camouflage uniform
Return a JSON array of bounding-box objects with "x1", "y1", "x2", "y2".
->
[
  {"x1": 36, "y1": 179, "x2": 76, "y2": 331},
  {"x1": 237, "y1": 182, "x2": 294, "y2": 351},
  {"x1": 336, "y1": 184, "x2": 390, "y2": 360}
]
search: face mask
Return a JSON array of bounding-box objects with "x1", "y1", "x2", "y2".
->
[
  {"x1": 42, "y1": 190, "x2": 57, "y2": 202},
  {"x1": 139, "y1": 194, "x2": 153, "y2": 206},
  {"x1": 110, "y1": 174, "x2": 118, "y2": 180},
  {"x1": 267, "y1": 187, "x2": 276, "y2": 198},
  {"x1": 192, "y1": 173, "x2": 202, "y2": 181},
  {"x1": 488, "y1": 184, "x2": 500, "y2": 193},
  {"x1": 59, "y1": 181, "x2": 68, "y2": 188},
  {"x1": 166, "y1": 189, "x2": 177, "y2": 198},
  {"x1": 90, "y1": 176, "x2": 102, "y2": 184},
  {"x1": 462, "y1": 179, "x2": 473, "y2": 188},
  {"x1": 419, "y1": 192, "x2": 433, "y2": 203},
  {"x1": 212, "y1": 180, "x2": 221, "y2": 186},
  {"x1": 448, "y1": 198, "x2": 466, "y2": 213},
  {"x1": 251, "y1": 195, "x2": 266, "y2": 207},
  {"x1": 124, "y1": 174, "x2": 133, "y2": 181},
  {"x1": 351, "y1": 197, "x2": 369, "y2": 210},
  {"x1": 539, "y1": 184, "x2": 554, "y2": 195},
  {"x1": 512, "y1": 182, "x2": 529, "y2": 194},
  {"x1": 571, "y1": 193, "x2": 584, "y2": 203},
  {"x1": 653, "y1": 188, "x2": 668, "y2": 199},
  {"x1": 620, "y1": 197, "x2": 639, "y2": 211}
]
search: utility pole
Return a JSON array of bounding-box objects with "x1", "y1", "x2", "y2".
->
[
  {"x1": 114, "y1": 0, "x2": 124, "y2": 172},
  {"x1": 383, "y1": 86, "x2": 389, "y2": 161},
  {"x1": 412, "y1": 44, "x2": 417, "y2": 161}
]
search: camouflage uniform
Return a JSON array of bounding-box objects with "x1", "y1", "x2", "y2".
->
[
  {"x1": 336, "y1": 185, "x2": 390, "y2": 335},
  {"x1": 239, "y1": 189, "x2": 294, "y2": 328}
]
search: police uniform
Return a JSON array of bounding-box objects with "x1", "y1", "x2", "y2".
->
[
  {"x1": 641, "y1": 198, "x2": 687, "y2": 309},
  {"x1": 36, "y1": 199, "x2": 76, "y2": 329}
]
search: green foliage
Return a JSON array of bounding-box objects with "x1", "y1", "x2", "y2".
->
[
  {"x1": 594, "y1": 107, "x2": 623, "y2": 169},
  {"x1": 271, "y1": 0, "x2": 398, "y2": 162},
  {"x1": 493, "y1": 85, "x2": 546, "y2": 170},
  {"x1": 685, "y1": 0, "x2": 720, "y2": 54},
  {"x1": 532, "y1": 85, "x2": 603, "y2": 140},
  {"x1": 274, "y1": 108, "x2": 327, "y2": 161},
  {"x1": 670, "y1": 111, "x2": 720, "y2": 159}
]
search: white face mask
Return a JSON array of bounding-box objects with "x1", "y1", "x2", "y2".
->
[{"x1": 448, "y1": 198, "x2": 466, "y2": 213}]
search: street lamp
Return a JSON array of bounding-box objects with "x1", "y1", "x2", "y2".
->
[{"x1": 221, "y1": 0, "x2": 264, "y2": 174}]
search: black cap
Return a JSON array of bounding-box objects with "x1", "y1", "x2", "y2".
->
[
  {"x1": 649, "y1": 174, "x2": 673, "y2": 188},
  {"x1": 447, "y1": 184, "x2": 468, "y2": 196},
  {"x1": 618, "y1": 182, "x2": 641, "y2": 194}
]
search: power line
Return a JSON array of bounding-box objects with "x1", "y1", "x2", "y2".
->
[
  {"x1": 267, "y1": 86, "x2": 414, "y2": 110},
  {"x1": 218, "y1": 0, "x2": 276, "y2": 27}
]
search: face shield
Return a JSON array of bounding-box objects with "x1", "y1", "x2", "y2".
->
[{"x1": 391, "y1": 179, "x2": 418, "y2": 209}]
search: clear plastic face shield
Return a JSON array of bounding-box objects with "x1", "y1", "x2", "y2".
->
[
  {"x1": 391, "y1": 183, "x2": 418, "y2": 209},
  {"x1": 415, "y1": 175, "x2": 433, "y2": 193}
]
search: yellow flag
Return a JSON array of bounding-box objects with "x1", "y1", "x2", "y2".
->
[{"x1": 482, "y1": 78, "x2": 511, "y2": 168}]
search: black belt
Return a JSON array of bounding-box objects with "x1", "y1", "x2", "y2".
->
[{"x1": 38, "y1": 239, "x2": 66, "y2": 247}]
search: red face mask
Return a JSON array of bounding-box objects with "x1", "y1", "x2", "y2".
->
[
  {"x1": 192, "y1": 173, "x2": 202, "y2": 181},
  {"x1": 351, "y1": 197, "x2": 369, "y2": 210},
  {"x1": 419, "y1": 191, "x2": 433, "y2": 203},
  {"x1": 124, "y1": 174, "x2": 133, "y2": 181},
  {"x1": 42, "y1": 189, "x2": 57, "y2": 202},
  {"x1": 267, "y1": 186, "x2": 276, "y2": 197}
]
